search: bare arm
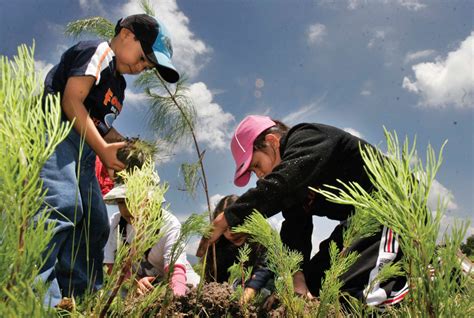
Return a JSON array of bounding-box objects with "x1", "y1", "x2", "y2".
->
[
  {"x1": 104, "y1": 127, "x2": 125, "y2": 143},
  {"x1": 62, "y1": 76, "x2": 126, "y2": 171}
]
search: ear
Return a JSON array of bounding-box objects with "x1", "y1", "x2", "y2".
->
[
  {"x1": 119, "y1": 27, "x2": 133, "y2": 39},
  {"x1": 264, "y1": 134, "x2": 281, "y2": 149}
]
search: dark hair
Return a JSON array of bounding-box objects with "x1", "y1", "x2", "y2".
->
[
  {"x1": 253, "y1": 119, "x2": 290, "y2": 150},
  {"x1": 213, "y1": 194, "x2": 239, "y2": 219}
]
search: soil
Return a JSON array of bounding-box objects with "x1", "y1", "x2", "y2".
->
[
  {"x1": 166, "y1": 282, "x2": 259, "y2": 317},
  {"x1": 126, "y1": 282, "x2": 321, "y2": 317}
]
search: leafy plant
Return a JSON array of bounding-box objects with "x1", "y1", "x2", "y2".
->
[
  {"x1": 115, "y1": 137, "x2": 158, "y2": 184},
  {"x1": 0, "y1": 43, "x2": 72, "y2": 316},
  {"x1": 227, "y1": 243, "x2": 253, "y2": 290},
  {"x1": 234, "y1": 212, "x2": 306, "y2": 317},
  {"x1": 315, "y1": 129, "x2": 473, "y2": 317},
  {"x1": 93, "y1": 160, "x2": 167, "y2": 317}
]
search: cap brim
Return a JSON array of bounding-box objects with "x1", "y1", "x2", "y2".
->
[
  {"x1": 233, "y1": 153, "x2": 253, "y2": 187},
  {"x1": 103, "y1": 185, "x2": 126, "y2": 203},
  {"x1": 234, "y1": 171, "x2": 251, "y2": 187},
  {"x1": 148, "y1": 50, "x2": 179, "y2": 83}
]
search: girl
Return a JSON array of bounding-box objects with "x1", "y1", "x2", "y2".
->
[
  {"x1": 209, "y1": 115, "x2": 408, "y2": 307},
  {"x1": 103, "y1": 184, "x2": 200, "y2": 297},
  {"x1": 204, "y1": 195, "x2": 273, "y2": 303}
]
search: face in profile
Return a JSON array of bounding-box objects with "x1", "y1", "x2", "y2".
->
[{"x1": 114, "y1": 28, "x2": 154, "y2": 75}]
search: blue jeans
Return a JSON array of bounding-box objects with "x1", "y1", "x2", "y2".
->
[{"x1": 37, "y1": 129, "x2": 109, "y2": 307}]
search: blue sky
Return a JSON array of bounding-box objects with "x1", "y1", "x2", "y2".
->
[{"x1": 2, "y1": 0, "x2": 473, "y2": 253}]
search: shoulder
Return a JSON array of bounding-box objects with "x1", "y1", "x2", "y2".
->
[
  {"x1": 162, "y1": 209, "x2": 182, "y2": 231},
  {"x1": 284, "y1": 123, "x2": 358, "y2": 146},
  {"x1": 289, "y1": 123, "x2": 347, "y2": 137},
  {"x1": 108, "y1": 211, "x2": 121, "y2": 229}
]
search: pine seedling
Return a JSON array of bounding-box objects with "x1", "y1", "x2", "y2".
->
[
  {"x1": 226, "y1": 244, "x2": 254, "y2": 316},
  {"x1": 0, "y1": 44, "x2": 72, "y2": 316},
  {"x1": 316, "y1": 242, "x2": 359, "y2": 318},
  {"x1": 340, "y1": 206, "x2": 381, "y2": 254},
  {"x1": 95, "y1": 160, "x2": 167, "y2": 317},
  {"x1": 227, "y1": 244, "x2": 253, "y2": 288},
  {"x1": 160, "y1": 212, "x2": 211, "y2": 318},
  {"x1": 234, "y1": 211, "x2": 306, "y2": 317},
  {"x1": 65, "y1": 17, "x2": 115, "y2": 40},
  {"x1": 115, "y1": 137, "x2": 158, "y2": 184},
  {"x1": 316, "y1": 129, "x2": 473, "y2": 316}
]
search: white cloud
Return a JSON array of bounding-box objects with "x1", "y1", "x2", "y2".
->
[
  {"x1": 79, "y1": 0, "x2": 106, "y2": 15},
  {"x1": 186, "y1": 82, "x2": 235, "y2": 150},
  {"x1": 402, "y1": 32, "x2": 474, "y2": 108},
  {"x1": 282, "y1": 95, "x2": 326, "y2": 125},
  {"x1": 209, "y1": 193, "x2": 225, "y2": 212},
  {"x1": 345, "y1": 0, "x2": 426, "y2": 11},
  {"x1": 437, "y1": 215, "x2": 474, "y2": 243},
  {"x1": 398, "y1": 0, "x2": 426, "y2": 11},
  {"x1": 360, "y1": 80, "x2": 373, "y2": 96},
  {"x1": 343, "y1": 128, "x2": 364, "y2": 138},
  {"x1": 368, "y1": 30, "x2": 386, "y2": 49},
  {"x1": 307, "y1": 23, "x2": 327, "y2": 45},
  {"x1": 404, "y1": 49, "x2": 436, "y2": 64},
  {"x1": 34, "y1": 59, "x2": 54, "y2": 81},
  {"x1": 120, "y1": 0, "x2": 211, "y2": 78},
  {"x1": 427, "y1": 179, "x2": 458, "y2": 212},
  {"x1": 123, "y1": 89, "x2": 147, "y2": 107}
]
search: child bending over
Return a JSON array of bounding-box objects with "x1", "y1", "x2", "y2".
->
[
  {"x1": 38, "y1": 14, "x2": 179, "y2": 306},
  {"x1": 204, "y1": 195, "x2": 274, "y2": 304},
  {"x1": 209, "y1": 115, "x2": 408, "y2": 307}
]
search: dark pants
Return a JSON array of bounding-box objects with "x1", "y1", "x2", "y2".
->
[{"x1": 304, "y1": 223, "x2": 407, "y2": 306}]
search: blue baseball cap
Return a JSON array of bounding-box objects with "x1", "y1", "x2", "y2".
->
[{"x1": 116, "y1": 14, "x2": 180, "y2": 83}]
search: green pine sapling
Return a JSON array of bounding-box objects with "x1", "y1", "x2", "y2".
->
[
  {"x1": 95, "y1": 160, "x2": 167, "y2": 317},
  {"x1": 234, "y1": 211, "x2": 306, "y2": 317},
  {"x1": 316, "y1": 129, "x2": 473, "y2": 317},
  {"x1": 0, "y1": 44, "x2": 72, "y2": 317}
]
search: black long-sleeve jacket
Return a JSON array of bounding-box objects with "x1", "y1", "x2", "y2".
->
[{"x1": 224, "y1": 123, "x2": 375, "y2": 265}]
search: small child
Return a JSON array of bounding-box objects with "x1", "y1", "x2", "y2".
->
[
  {"x1": 209, "y1": 115, "x2": 408, "y2": 307},
  {"x1": 38, "y1": 14, "x2": 179, "y2": 306},
  {"x1": 204, "y1": 195, "x2": 273, "y2": 303},
  {"x1": 103, "y1": 184, "x2": 200, "y2": 297}
]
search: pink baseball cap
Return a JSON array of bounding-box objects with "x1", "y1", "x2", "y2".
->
[{"x1": 231, "y1": 115, "x2": 276, "y2": 187}]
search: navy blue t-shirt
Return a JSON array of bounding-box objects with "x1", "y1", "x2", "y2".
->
[{"x1": 44, "y1": 40, "x2": 126, "y2": 136}]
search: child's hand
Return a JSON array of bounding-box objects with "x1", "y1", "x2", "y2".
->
[
  {"x1": 136, "y1": 276, "x2": 155, "y2": 295},
  {"x1": 98, "y1": 142, "x2": 127, "y2": 172},
  {"x1": 263, "y1": 293, "x2": 277, "y2": 311},
  {"x1": 293, "y1": 271, "x2": 313, "y2": 299},
  {"x1": 240, "y1": 287, "x2": 256, "y2": 305},
  {"x1": 208, "y1": 212, "x2": 229, "y2": 244}
]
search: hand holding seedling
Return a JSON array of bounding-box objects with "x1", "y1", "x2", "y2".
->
[{"x1": 98, "y1": 142, "x2": 127, "y2": 172}]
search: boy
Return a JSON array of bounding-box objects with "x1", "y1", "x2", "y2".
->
[{"x1": 38, "y1": 14, "x2": 179, "y2": 307}]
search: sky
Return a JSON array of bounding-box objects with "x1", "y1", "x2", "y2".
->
[{"x1": 1, "y1": 0, "x2": 473, "y2": 255}]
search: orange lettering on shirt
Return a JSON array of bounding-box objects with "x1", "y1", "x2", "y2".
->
[
  {"x1": 103, "y1": 88, "x2": 113, "y2": 106},
  {"x1": 111, "y1": 96, "x2": 122, "y2": 112}
]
